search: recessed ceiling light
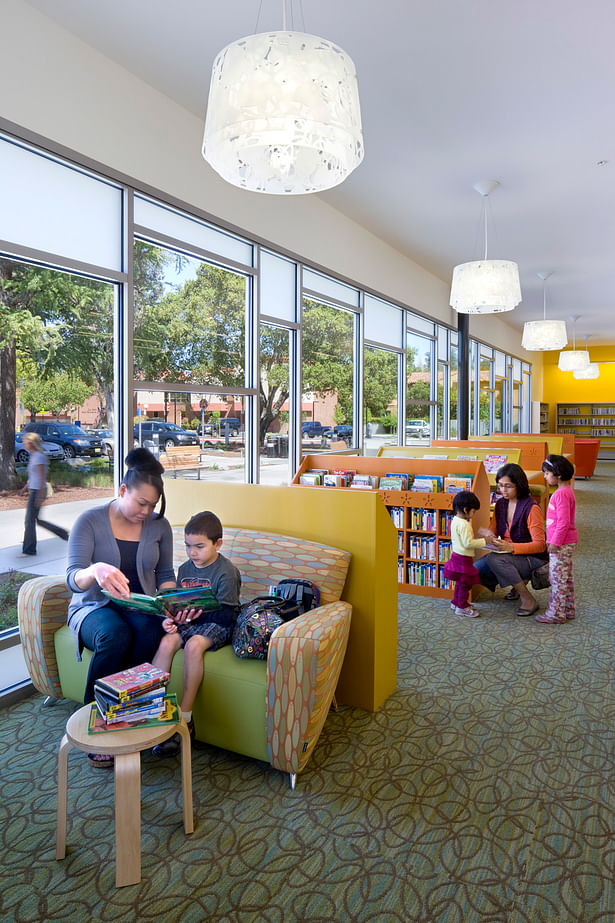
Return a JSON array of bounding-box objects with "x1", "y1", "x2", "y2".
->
[{"x1": 597, "y1": 160, "x2": 609, "y2": 166}]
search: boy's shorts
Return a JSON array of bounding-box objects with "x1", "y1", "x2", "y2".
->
[{"x1": 176, "y1": 620, "x2": 233, "y2": 651}]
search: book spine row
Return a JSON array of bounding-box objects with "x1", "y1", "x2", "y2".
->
[
  {"x1": 388, "y1": 506, "x2": 405, "y2": 528},
  {"x1": 408, "y1": 536, "x2": 436, "y2": 560},
  {"x1": 407, "y1": 562, "x2": 437, "y2": 587},
  {"x1": 438, "y1": 540, "x2": 452, "y2": 563},
  {"x1": 440, "y1": 512, "x2": 454, "y2": 537},
  {"x1": 409, "y1": 508, "x2": 437, "y2": 531}
]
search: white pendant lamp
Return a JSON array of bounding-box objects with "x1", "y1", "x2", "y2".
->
[
  {"x1": 558, "y1": 316, "x2": 590, "y2": 371},
  {"x1": 202, "y1": 4, "x2": 364, "y2": 195},
  {"x1": 573, "y1": 337, "x2": 600, "y2": 378},
  {"x1": 450, "y1": 180, "x2": 522, "y2": 314},
  {"x1": 521, "y1": 271, "x2": 568, "y2": 351}
]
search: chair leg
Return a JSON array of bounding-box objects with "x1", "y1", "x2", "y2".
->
[
  {"x1": 56, "y1": 734, "x2": 71, "y2": 859},
  {"x1": 289, "y1": 773, "x2": 297, "y2": 791},
  {"x1": 177, "y1": 722, "x2": 194, "y2": 835},
  {"x1": 43, "y1": 696, "x2": 59, "y2": 707}
]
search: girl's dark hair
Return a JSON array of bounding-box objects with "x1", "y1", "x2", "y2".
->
[
  {"x1": 185, "y1": 511, "x2": 223, "y2": 543},
  {"x1": 542, "y1": 454, "x2": 575, "y2": 481},
  {"x1": 122, "y1": 447, "x2": 166, "y2": 518},
  {"x1": 452, "y1": 490, "x2": 480, "y2": 515},
  {"x1": 495, "y1": 462, "x2": 530, "y2": 498}
]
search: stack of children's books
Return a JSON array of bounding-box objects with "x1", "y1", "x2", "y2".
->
[
  {"x1": 411, "y1": 474, "x2": 443, "y2": 492},
  {"x1": 89, "y1": 662, "x2": 179, "y2": 734},
  {"x1": 350, "y1": 473, "x2": 380, "y2": 489},
  {"x1": 444, "y1": 474, "x2": 473, "y2": 494},
  {"x1": 379, "y1": 472, "x2": 412, "y2": 490}
]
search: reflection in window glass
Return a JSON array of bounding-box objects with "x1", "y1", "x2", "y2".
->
[
  {"x1": 437, "y1": 361, "x2": 447, "y2": 438},
  {"x1": 406, "y1": 331, "x2": 432, "y2": 442},
  {"x1": 494, "y1": 378, "x2": 505, "y2": 433},
  {"x1": 450, "y1": 343, "x2": 459, "y2": 437},
  {"x1": 260, "y1": 325, "x2": 291, "y2": 484},
  {"x1": 260, "y1": 250, "x2": 296, "y2": 323},
  {"x1": 134, "y1": 388, "x2": 246, "y2": 483},
  {"x1": 133, "y1": 240, "x2": 246, "y2": 389},
  {"x1": 479, "y1": 356, "x2": 492, "y2": 435},
  {"x1": 302, "y1": 299, "x2": 355, "y2": 440},
  {"x1": 364, "y1": 346, "x2": 399, "y2": 455}
]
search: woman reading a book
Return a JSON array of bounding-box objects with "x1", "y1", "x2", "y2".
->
[
  {"x1": 475, "y1": 463, "x2": 548, "y2": 618},
  {"x1": 66, "y1": 448, "x2": 176, "y2": 766}
]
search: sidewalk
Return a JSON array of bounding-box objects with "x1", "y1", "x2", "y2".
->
[{"x1": 0, "y1": 497, "x2": 102, "y2": 577}]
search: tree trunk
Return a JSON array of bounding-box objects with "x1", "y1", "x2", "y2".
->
[{"x1": 0, "y1": 341, "x2": 18, "y2": 489}]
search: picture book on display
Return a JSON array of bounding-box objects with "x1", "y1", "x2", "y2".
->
[
  {"x1": 94, "y1": 686, "x2": 167, "y2": 722},
  {"x1": 94, "y1": 662, "x2": 170, "y2": 702},
  {"x1": 483, "y1": 454, "x2": 508, "y2": 474},
  {"x1": 87, "y1": 694, "x2": 180, "y2": 734},
  {"x1": 101, "y1": 585, "x2": 220, "y2": 618}
]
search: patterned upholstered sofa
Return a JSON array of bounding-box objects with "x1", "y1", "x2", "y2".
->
[{"x1": 18, "y1": 527, "x2": 352, "y2": 788}]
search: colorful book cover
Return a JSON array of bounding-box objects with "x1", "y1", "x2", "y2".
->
[
  {"x1": 87, "y1": 694, "x2": 179, "y2": 734},
  {"x1": 94, "y1": 662, "x2": 170, "y2": 702},
  {"x1": 379, "y1": 476, "x2": 405, "y2": 490},
  {"x1": 94, "y1": 686, "x2": 166, "y2": 718},
  {"x1": 101, "y1": 585, "x2": 219, "y2": 618},
  {"x1": 483, "y1": 454, "x2": 508, "y2": 474}
]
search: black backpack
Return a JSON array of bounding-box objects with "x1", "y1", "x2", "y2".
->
[{"x1": 272, "y1": 579, "x2": 321, "y2": 621}]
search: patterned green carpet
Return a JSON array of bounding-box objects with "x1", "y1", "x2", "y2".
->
[{"x1": 1, "y1": 464, "x2": 614, "y2": 922}]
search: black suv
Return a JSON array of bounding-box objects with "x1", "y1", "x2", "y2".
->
[
  {"x1": 133, "y1": 421, "x2": 199, "y2": 449},
  {"x1": 302, "y1": 421, "x2": 331, "y2": 439},
  {"x1": 197, "y1": 417, "x2": 241, "y2": 437},
  {"x1": 330, "y1": 424, "x2": 353, "y2": 444},
  {"x1": 22, "y1": 422, "x2": 104, "y2": 459}
]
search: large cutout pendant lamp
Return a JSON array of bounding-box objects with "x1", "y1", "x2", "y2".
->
[
  {"x1": 573, "y1": 336, "x2": 600, "y2": 379},
  {"x1": 450, "y1": 180, "x2": 522, "y2": 314},
  {"x1": 202, "y1": 2, "x2": 364, "y2": 195},
  {"x1": 558, "y1": 315, "x2": 590, "y2": 371},
  {"x1": 521, "y1": 271, "x2": 568, "y2": 351}
]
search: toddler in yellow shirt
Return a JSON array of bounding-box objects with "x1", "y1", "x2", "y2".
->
[{"x1": 442, "y1": 491, "x2": 486, "y2": 618}]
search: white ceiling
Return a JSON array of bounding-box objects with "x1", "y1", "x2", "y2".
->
[{"x1": 24, "y1": 0, "x2": 615, "y2": 345}]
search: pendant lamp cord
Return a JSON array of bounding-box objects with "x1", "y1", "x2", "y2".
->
[
  {"x1": 482, "y1": 198, "x2": 489, "y2": 261},
  {"x1": 543, "y1": 279, "x2": 547, "y2": 321},
  {"x1": 282, "y1": 0, "x2": 287, "y2": 30}
]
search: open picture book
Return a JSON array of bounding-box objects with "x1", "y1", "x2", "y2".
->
[{"x1": 101, "y1": 585, "x2": 220, "y2": 617}]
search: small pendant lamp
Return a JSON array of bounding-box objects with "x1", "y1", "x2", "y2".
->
[
  {"x1": 573, "y1": 337, "x2": 600, "y2": 378},
  {"x1": 521, "y1": 271, "x2": 568, "y2": 351},
  {"x1": 202, "y1": 3, "x2": 363, "y2": 195},
  {"x1": 558, "y1": 316, "x2": 590, "y2": 371},
  {"x1": 450, "y1": 180, "x2": 522, "y2": 314}
]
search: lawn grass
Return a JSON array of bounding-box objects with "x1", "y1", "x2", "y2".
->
[{"x1": 0, "y1": 571, "x2": 36, "y2": 631}]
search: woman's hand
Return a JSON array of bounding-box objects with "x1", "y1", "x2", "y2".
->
[
  {"x1": 492, "y1": 537, "x2": 514, "y2": 553},
  {"x1": 172, "y1": 607, "x2": 203, "y2": 626},
  {"x1": 91, "y1": 563, "x2": 131, "y2": 598}
]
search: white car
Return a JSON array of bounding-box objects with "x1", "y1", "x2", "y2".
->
[{"x1": 406, "y1": 419, "x2": 430, "y2": 437}]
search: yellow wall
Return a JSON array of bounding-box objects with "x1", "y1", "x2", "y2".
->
[
  {"x1": 539, "y1": 345, "x2": 615, "y2": 429},
  {"x1": 164, "y1": 480, "x2": 399, "y2": 712}
]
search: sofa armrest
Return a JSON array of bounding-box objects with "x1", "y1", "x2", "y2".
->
[
  {"x1": 266, "y1": 600, "x2": 351, "y2": 775},
  {"x1": 18, "y1": 576, "x2": 70, "y2": 698}
]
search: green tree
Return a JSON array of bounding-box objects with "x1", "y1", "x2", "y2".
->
[
  {"x1": 0, "y1": 260, "x2": 63, "y2": 488},
  {"x1": 364, "y1": 348, "x2": 398, "y2": 419},
  {"x1": 302, "y1": 300, "x2": 353, "y2": 422}
]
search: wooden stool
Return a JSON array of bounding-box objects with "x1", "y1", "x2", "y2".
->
[{"x1": 56, "y1": 703, "x2": 193, "y2": 887}]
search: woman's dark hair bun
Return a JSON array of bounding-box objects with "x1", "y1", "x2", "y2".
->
[{"x1": 125, "y1": 447, "x2": 164, "y2": 477}]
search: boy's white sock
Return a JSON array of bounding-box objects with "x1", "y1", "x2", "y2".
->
[{"x1": 182, "y1": 710, "x2": 192, "y2": 723}]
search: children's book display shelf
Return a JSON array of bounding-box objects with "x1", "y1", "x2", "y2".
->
[
  {"x1": 557, "y1": 403, "x2": 615, "y2": 459},
  {"x1": 293, "y1": 455, "x2": 490, "y2": 599}
]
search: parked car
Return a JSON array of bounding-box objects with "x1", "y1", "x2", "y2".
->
[
  {"x1": 133, "y1": 421, "x2": 199, "y2": 449},
  {"x1": 302, "y1": 421, "x2": 332, "y2": 439},
  {"x1": 21, "y1": 422, "x2": 104, "y2": 459},
  {"x1": 196, "y1": 418, "x2": 241, "y2": 437},
  {"x1": 406, "y1": 419, "x2": 430, "y2": 437},
  {"x1": 330, "y1": 424, "x2": 353, "y2": 444},
  {"x1": 85, "y1": 428, "x2": 114, "y2": 457},
  {"x1": 14, "y1": 432, "x2": 64, "y2": 464}
]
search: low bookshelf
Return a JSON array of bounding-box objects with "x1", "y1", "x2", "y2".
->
[
  {"x1": 557, "y1": 402, "x2": 615, "y2": 459},
  {"x1": 292, "y1": 455, "x2": 490, "y2": 599}
]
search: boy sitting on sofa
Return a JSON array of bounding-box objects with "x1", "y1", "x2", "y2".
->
[{"x1": 152, "y1": 510, "x2": 241, "y2": 757}]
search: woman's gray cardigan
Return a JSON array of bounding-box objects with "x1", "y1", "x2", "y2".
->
[{"x1": 66, "y1": 502, "x2": 176, "y2": 659}]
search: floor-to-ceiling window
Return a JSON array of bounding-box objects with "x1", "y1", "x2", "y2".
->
[{"x1": 406, "y1": 321, "x2": 434, "y2": 443}]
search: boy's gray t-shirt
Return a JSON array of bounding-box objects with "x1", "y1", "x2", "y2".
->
[{"x1": 177, "y1": 553, "x2": 241, "y2": 628}]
